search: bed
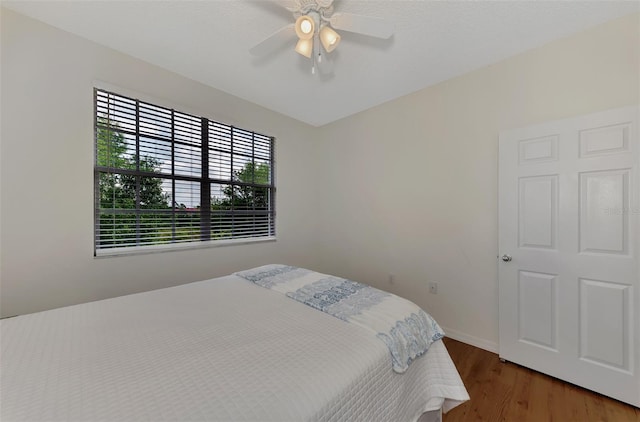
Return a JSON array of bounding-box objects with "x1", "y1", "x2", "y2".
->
[{"x1": 0, "y1": 265, "x2": 469, "y2": 421}]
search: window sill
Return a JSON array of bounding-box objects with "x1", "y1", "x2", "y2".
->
[{"x1": 94, "y1": 236, "x2": 277, "y2": 258}]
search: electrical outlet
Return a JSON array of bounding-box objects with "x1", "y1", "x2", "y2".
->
[
  {"x1": 428, "y1": 282, "x2": 438, "y2": 294},
  {"x1": 388, "y1": 274, "x2": 395, "y2": 285}
]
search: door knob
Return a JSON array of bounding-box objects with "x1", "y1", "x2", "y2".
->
[{"x1": 501, "y1": 254, "x2": 512, "y2": 262}]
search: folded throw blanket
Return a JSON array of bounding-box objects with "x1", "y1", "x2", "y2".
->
[{"x1": 234, "y1": 264, "x2": 444, "y2": 373}]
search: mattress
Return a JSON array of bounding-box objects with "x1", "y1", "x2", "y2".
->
[{"x1": 1, "y1": 273, "x2": 469, "y2": 421}]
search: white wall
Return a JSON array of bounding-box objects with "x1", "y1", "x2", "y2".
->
[
  {"x1": 313, "y1": 13, "x2": 640, "y2": 351},
  {"x1": 0, "y1": 9, "x2": 320, "y2": 317}
]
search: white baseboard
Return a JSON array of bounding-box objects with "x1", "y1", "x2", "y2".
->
[{"x1": 441, "y1": 326, "x2": 499, "y2": 354}]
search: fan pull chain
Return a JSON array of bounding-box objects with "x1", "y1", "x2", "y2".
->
[{"x1": 312, "y1": 30, "x2": 319, "y2": 74}]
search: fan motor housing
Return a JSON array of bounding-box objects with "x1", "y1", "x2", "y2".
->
[{"x1": 294, "y1": 0, "x2": 334, "y2": 20}]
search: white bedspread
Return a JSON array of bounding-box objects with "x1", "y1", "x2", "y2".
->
[
  {"x1": 234, "y1": 265, "x2": 445, "y2": 374},
  {"x1": 1, "y1": 274, "x2": 469, "y2": 421}
]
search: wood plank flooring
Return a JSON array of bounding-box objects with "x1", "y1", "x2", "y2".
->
[{"x1": 442, "y1": 338, "x2": 639, "y2": 422}]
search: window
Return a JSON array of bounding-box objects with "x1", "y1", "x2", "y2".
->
[{"x1": 94, "y1": 88, "x2": 275, "y2": 255}]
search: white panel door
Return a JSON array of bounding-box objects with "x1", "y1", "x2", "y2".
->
[{"x1": 499, "y1": 106, "x2": 639, "y2": 407}]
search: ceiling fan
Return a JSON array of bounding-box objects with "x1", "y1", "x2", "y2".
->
[{"x1": 249, "y1": 0, "x2": 395, "y2": 75}]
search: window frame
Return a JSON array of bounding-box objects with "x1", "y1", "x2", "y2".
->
[{"x1": 93, "y1": 88, "x2": 276, "y2": 257}]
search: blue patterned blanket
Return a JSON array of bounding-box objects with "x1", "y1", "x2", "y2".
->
[{"x1": 234, "y1": 265, "x2": 444, "y2": 373}]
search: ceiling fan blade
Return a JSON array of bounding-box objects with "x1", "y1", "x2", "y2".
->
[
  {"x1": 273, "y1": 0, "x2": 299, "y2": 12},
  {"x1": 249, "y1": 24, "x2": 296, "y2": 56},
  {"x1": 329, "y1": 12, "x2": 394, "y2": 39}
]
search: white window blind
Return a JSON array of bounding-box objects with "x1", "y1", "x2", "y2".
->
[{"x1": 94, "y1": 88, "x2": 275, "y2": 254}]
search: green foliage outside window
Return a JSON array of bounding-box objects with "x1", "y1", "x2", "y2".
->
[{"x1": 96, "y1": 117, "x2": 271, "y2": 248}]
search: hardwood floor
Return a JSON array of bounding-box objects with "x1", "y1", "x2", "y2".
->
[{"x1": 442, "y1": 338, "x2": 640, "y2": 422}]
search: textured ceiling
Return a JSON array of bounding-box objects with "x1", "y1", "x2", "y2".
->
[{"x1": 3, "y1": 0, "x2": 639, "y2": 126}]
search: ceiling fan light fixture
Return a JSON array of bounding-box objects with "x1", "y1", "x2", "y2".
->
[
  {"x1": 295, "y1": 38, "x2": 313, "y2": 58},
  {"x1": 249, "y1": 0, "x2": 396, "y2": 76},
  {"x1": 319, "y1": 26, "x2": 340, "y2": 53},
  {"x1": 295, "y1": 15, "x2": 315, "y2": 40}
]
